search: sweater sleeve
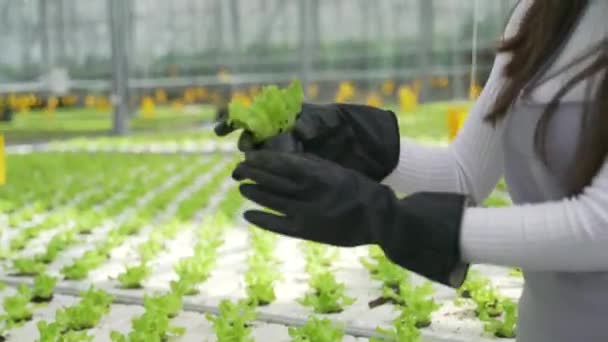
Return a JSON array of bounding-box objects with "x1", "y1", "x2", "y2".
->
[
  {"x1": 382, "y1": 1, "x2": 529, "y2": 204},
  {"x1": 461, "y1": 159, "x2": 608, "y2": 271}
]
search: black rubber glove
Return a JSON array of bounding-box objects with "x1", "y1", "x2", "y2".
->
[
  {"x1": 215, "y1": 103, "x2": 401, "y2": 182},
  {"x1": 233, "y1": 151, "x2": 469, "y2": 287}
]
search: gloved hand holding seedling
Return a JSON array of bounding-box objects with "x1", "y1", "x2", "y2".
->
[{"x1": 217, "y1": 80, "x2": 304, "y2": 145}]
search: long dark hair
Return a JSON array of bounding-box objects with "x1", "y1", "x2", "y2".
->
[{"x1": 486, "y1": 0, "x2": 608, "y2": 195}]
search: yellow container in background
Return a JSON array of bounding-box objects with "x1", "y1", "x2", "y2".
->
[
  {"x1": 398, "y1": 86, "x2": 418, "y2": 113},
  {"x1": 447, "y1": 107, "x2": 469, "y2": 140}
]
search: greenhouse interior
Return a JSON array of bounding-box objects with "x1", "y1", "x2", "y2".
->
[{"x1": 0, "y1": 0, "x2": 557, "y2": 341}]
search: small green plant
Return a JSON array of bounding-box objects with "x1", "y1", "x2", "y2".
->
[
  {"x1": 245, "y1": 267, "x2": 280, "y2": 306},
  {"x1": 137, "y1": 238, "x2": 164, "y2": 262},
  {"x1": 370, "y1": 308, "x2": 422, "y2": 342},
  {"x1": 383, "y1": 282, "x2": 439, "y2": 328},
  {"x1": 170, "y1": 255, "x2": 215, "y2": 295},
  {"x1": 288, "y1": 316, "x2": 344, "y2": 342},
  {"x1": 470, "y1": 285, "x2": 504, "y2": 318},
  {"x1": 299, "y1": 271, "x2": 356, "y2": 314},
  {"x1": 9, "y1": 234, "x2": 28, "y2": 252},
  {"x1": 36, "y1": 320, "x2": 93, "y2": 342},
  {"x1": 361, "y1": 246, "x2": 409, "y2": 289},
  {"x1": 60, "y1": 250, "x2": 108, "y2": 280},
  {"x1": 2, "y1": 291, "x2": 33, "y2": 323},
  {"x1": 118, "y1": 263, "x2": 151, "y2": 289},
  {"x1": 110, "y1": 310, "x2": 185, "y2": 342},
  {"x1": 36, "y1": 230, "x2": 77, "y2": 264},
  {"x1": 11, "y1": 258, "x2": 46, "y2": 276},
  {"x1": 456, "y1": 270, "x2": 490, "y2": 299},
  {"x1": 31, "y1": 274, "x2": 57, "y2": 302},
  {"x1": 456, "y1": 270, "x2": 505, "y2": 319},
  {"x1": 228, "y1": 80, "x2": 304, "y2": 142},
  {"x1": 143, "y1": 292, "x2": 183, "y2": 319},
  {"x1": 206, "y1": 300, "x2": 256, "y2": 342},
  {"x1": 56, "y1": 287, "x2": 113, "y2": 331},
  {"x1": 301, "y1": 243, "x2": 338, "y2": 273},
  {"x1": 482, "y1": 298, "x2": 517, "y2": 338}
]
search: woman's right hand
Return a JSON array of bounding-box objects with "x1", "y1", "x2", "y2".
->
[{"x1": 214, "y1": 103, "x2": 401, "y2": 182}]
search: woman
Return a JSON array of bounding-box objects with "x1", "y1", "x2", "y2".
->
[{"x1": 216, "y1": 1, "x2": 608, "y2": 341}]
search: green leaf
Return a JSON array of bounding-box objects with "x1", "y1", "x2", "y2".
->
[
  {"x1": 206, "y1": 300, "x2": 256, "y2": 342},
  {"x1": 118, "y1": 263, "x2": 151, "y2": 289},
  {"x1": 228, "y1": 80, "x2": 304, "y2": 142},
  {"x1": 372, "y1": 308, "x2": 422, "y2": 342},
  {"x1": 298, "y1": 272, "x2": 356, "y2": 314},
  {"x1": 288, "y1": 316, "x2": 344, "y2": 342},
  {"x1": 383, "y1": 282, "x2": 439, "y2": 327},
  {"x1": 32, "y1": 274, "x2": 57, "y2": 301},
  {"x1": 3, "y1": 292, "x2": 33, "y2": 323},
  {"x1": 143, "y1": 292, "x2": 183, "y2": 318},
  {"x1": 11, "y1": 257, "x2": 46, "y2": 276}
]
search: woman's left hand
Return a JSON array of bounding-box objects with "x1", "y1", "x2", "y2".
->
[{"x1": 233, "y1": 150, "x2": 470, "y2": 287}]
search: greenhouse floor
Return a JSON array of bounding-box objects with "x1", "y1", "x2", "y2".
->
[{"x1": 1, "y1": 139, "x2": 519, "y2": 341}]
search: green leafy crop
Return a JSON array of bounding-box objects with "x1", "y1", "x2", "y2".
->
[
  {"x1": 228, "y1": 80, "x2": 304, "y2": 142},
  {"x1": 482, "y1": 298, "x2": 517, "y2": 338},
  {"x1": 299, "y1": 271, "x2": 356, "y2": 314},
  {"x1": 60, "y1": 249, "x2": 108, "y2": 280},
  {"x1": 36, "y1": 230, "x2": 77, "y2": 264},
  {"x1": 118, "y1": 263, "x2": 151, "y2": 289},
  {"x1": 137, "y1": 238, "x2": 164, "y2": 263},
  {"x1": 370, "y1": 308, "x2": 422, "y2": 342},
  {"x1": 36, "y1": 321, "x2": 93, "y2": 342},
  {"x1": 32, "y1": 274, "x2": 57, "y2": 302},
  {"x1": 383, "y1": 282, "x2": 439, "y2": 328},
  {"x1": 244, "y1": 265, "x2": 280, "y2": 306},
  {"x1": 110, "y1": 310, "x2": 185, "y2": 342},
  {"x1": 2, "y1": 291, "x2": 33, "y2": 323},
  {"x1": 143, "y1": 292, "x2": 183, "y2": 319},
  {"x1": 288, "y1": 316, "x2": 344, "y2": 342},
  {"x1": 206, "y1": 300, "x2": 256, "y2": 342},
  {"x1": 361, "y1": 246, "x2": 409, "y2": 289},
  {"x1": 56, "y1": 287, "x2": 113, "y2": 331},
  {"x1": 11, "y1": 257, "x2": 46, "y2": 276}
]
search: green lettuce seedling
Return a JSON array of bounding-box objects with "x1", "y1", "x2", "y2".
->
[
  {"x1": 11, "y1": 258, "x2": 46, "y2": 276},
  {"x1": 32, "y1": 274, "x2": 57, "y2": 302},
  {"x1": 60, "y1": 249, "x2": 108, "y2": 280},
  {"x1": 370, "y1": 308, "x2": 422, "y2": 342},
  {"x1": 118, "y1": 263, "x2": 151, "y2": 289},
  {"x1": 456, "y1": 269, "x2": 490, "y2": 299},
  {"x1": 483, "y1": 298, "x2": 517, "y2": 338},
  {"x1": 110, "y1": 310, "x2": 185, "y2": 342},
  {"x1": 36, "y1": 321, "x2": 93, "y2": 342},
  {"x1": 2, "y1": 292, "x2": 33, "y2": 323},
  {"x1": 36, "y1": 230, "x2": 77, "y2": 264},
  {"x1": 288, "y1": 316, "x2": 345, "y2": 342},
  {"x1": 472, "y1": 287, "x2": 504, "y2": 317},
  {"x1": 143, "y1": 292, "x2": 183, "y2": 319},
  {"x1": 137, "y1": 238, "x2": 164, "y2": 263},
  {"x1": 56, "y1": 287, "x2": 113, "y2": 331},
  {"x1": 361, "y1": 246, "x2": 410, "y2": 290},
  {"x1": 383, "y1": 282, "x2": 439, "y2": 328},
  {"x1": 245, "y1": 266, "x2": 280, "y2": 306},
  {"x1": 228, "y1": 80, "x2": 304, "y2": 142},
  {"x1": 302, "y1": 243, "x2": 338, "y2": 271},
  {"x1": 299, "y1": 271, "x2": 356, "y2": 314},
  {"x1": 206, "y1": 300, "x2": 256, "y2": 342}
]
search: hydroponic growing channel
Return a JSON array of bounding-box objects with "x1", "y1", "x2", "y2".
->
[{"x1": 0, "y1": 151, "x2": 519, "y2": 342}]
